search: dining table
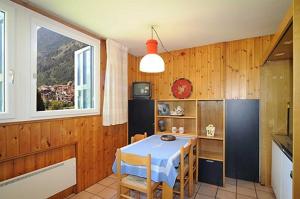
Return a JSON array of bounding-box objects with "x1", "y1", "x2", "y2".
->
[{"x1": 112, "y1": 134, "x2": 193, "y2": 199}]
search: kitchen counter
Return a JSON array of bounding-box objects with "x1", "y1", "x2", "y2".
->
[{"x1": 272, "y1": 134, "x2": 293, "y2": 161}]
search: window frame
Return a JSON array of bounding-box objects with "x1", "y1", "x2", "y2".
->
[
  {"x1": 30, "y1": 16, "x2": 100, "y2": 119},
  {"x1": 0, "y1": 3, "x2": 15, "y2": 120},
  {"x1": 74, "y1": 46, "x2": 94, "y2": 109}
]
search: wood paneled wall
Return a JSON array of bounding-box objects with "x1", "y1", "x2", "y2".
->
[
  {"x1": 293, "y1": 0, "x2": 300, "y2": 197},
  {"x1": 128, "y1": 35, "x2": 272, "y2": 100},
  {"x1": 260, "y1": 60, "x2": 293, "y2": 186},
  {"x1": 0, "y1": 41, "x2": 128, "y2": 196},
  {"x1": 128, "y1": 35, "x2": 274, "y2": 185}
]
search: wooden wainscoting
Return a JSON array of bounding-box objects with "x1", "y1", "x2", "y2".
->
[
  {"x1": 0, "y1": 142, "x2": 77, "y2": 198},
  {"x1": 128, "y1": 35, "x2": 272, "y2": 100},
  {"x1": 0, "y1": 39, "x2": 128, "y2": 198},
  {"x1": 0, "y1": 116, "x2": 127, "y2": 195}
]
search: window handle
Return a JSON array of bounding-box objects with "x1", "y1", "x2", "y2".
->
[{"x1": 9, "y1": 70, "x2": 14, "y2": 84}]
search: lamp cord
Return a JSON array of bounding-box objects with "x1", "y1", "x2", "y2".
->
[{"x1": 151, "y1": 26, "x2": 170, "y2": 54}]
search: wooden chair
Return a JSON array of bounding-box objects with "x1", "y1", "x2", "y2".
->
[
  {"x1": 116, "y1": 149, "x2": 159, "y2": 199},
  {"x1": 131, "y1": 132, "x2": 147, "y2": 144},
  {"x1": 174, "y1": 142, "x2": 192, "y2": 199},
  {"x1": 189, "y1": 138, "x2": 199, "y2": 194}
]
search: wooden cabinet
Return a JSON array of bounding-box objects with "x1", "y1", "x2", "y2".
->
[
  {"x1": 197, "y1": 100, "x2": 225, "y2": 185},
  {"x1": 272, "y1": 141, "x2": 293, "y2": 199}
]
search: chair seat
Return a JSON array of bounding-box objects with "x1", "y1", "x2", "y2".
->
[{"x1": 122, "y1": 175, "x2": 159, "y2": 191}]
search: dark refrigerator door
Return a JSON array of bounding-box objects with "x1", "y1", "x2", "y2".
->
[
  {"x1": 128, "y1": 100, "x2": 154, "y2": 144},
  {"x1": 225, "y1": 100, "x2": 259, "y2": 182}
]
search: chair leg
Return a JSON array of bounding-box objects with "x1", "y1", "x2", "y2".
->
[
  {"x1": 118, "y1": 185, "x2": 121, "y2": 199},
  {"x1": 147, "y1": 190, "x2": 152, "y2": 199},
  {"x1": 188, "y1": 171, "x2": 193, "y2": 197},
  {"x1": 180, "y1": 182, "x2": 184, "y2": 199},
  {"x1": 188, "y1": 179, "x2": 193, "y2": 197}
]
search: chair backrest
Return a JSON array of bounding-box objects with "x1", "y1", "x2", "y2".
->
[
  {"x1": 116, "y1": 149, "x2": 152, "y2": 190},
  {"x1": 131, "y1": 132, "x2": 147, "y2": 143},
  {"x1": 180, "y1": 142, "x2": 192, "y2": 176},
  {"x1": 190, "y1": 138, "x2": 198, "y2": 158}
]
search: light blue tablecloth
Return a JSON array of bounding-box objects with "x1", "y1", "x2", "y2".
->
[{"x1": 112, "y1": 135, "x2": 190, "y2": 187}]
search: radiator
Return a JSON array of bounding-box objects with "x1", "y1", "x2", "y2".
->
[{"x1": 0, "y1": 158, "x2": 76, "y2": 199}]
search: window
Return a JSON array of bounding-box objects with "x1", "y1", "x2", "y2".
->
[
  {"x1": 31, "y1": 18, "x2": 100, "y2": 118},
  {"x1": 35, "y1": 26, "x2": 94, "y2": 111},
  {"x1": 0, "y1": 1, "x2": 99, "y2": 122},
  {"x1": 75, "y1": 46, "x2": 94, "y2": 109},
  {"x1": 0, "y1": 3, "x2": 15, "y2": 120}
]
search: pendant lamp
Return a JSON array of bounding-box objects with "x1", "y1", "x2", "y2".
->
[{"x1": 139, "y1": 27, "x2": 165, "y2": 73}]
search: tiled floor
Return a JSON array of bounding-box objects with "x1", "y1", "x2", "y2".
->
[{"x1": 68, "y1": 176, "x2": 276, "y2": 199}]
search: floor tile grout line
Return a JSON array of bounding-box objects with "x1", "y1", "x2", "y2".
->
[
  {"x1": 193, "y1": 182, "x2": 201, "y2": 199},
  {"x1": 84, "y1": 190, "x2": 105, "y2": 199},
  {"x1": 215, "y1": 186, "x2": 219, "y2": 199},
  {"x1": 235, "y1": 178, "x2": 237, "y2": 199},
  {"x1": 254, "y1": 182, "x2": 258, "y2": 198}
]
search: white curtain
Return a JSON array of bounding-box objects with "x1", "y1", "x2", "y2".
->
[{"x1": 103, "y1": 39, "x2": 128, "y2": 126}]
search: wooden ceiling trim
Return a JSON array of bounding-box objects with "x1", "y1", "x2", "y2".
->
[{"x1": 261, "y1": 4, "x2": 293, "y2": 65}]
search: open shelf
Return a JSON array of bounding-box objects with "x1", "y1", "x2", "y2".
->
[
  {"x1": 197, "y1": 100, "x2": 224, "y2": 138},
  {"x1": 157, "y1": 116, "x2": 196, "y2": 119},
  {"x1": 155, "y1": 100, "x2": 198, "y2": 136},
  {"x1": 157, "y1": 99, "x2": 197, "y2": 101},
  {"x1": 199, "y1": 151, "x2": 223, "y2": 161},
  {"x1": 155, "y1": 131, "x2": 197, "y2": 136},
  {"x1": 198, "y1": 134, "x2": 224, "y2": 140},
  {"x1": 197, "y1": 100, "x2": 225, "y2": 163}
]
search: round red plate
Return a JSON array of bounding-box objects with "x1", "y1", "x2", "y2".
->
[{"x1": 171, "y1": 78, "x2": 193, "y2": 99}]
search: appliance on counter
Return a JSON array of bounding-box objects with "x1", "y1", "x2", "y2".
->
[
  {"x1": 132, "y1": 82, "x2": 151, "y2": 99},
  {"x1": 287, "y1": 103, "x2": 293, "y2": 140}
]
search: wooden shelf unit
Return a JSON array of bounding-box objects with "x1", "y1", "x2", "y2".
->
[
  {"x1": 197, "y1": 100, "x2": 225, "y2": 184},
  {"x1": 154, "y1": 99, "x2": 226, "y2": 185},
  {"x1": 155, "y1": 100, "x2": 198, "y2": 136}
]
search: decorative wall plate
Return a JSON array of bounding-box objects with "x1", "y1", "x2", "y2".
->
[{"x1": 171, "y1": 78, "x2": 193, "y2": 99}]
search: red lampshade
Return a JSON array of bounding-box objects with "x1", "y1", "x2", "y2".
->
[{"x1": 146, "y1": 39, "x2": 158, "y2": 54}]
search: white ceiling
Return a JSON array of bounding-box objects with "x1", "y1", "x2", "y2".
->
[{"x1": 26, "y1": 0, "x2": 291, "y2": 56}]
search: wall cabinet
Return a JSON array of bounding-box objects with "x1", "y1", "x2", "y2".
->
[{"x1": 272, "y1": 141, "x2": 293, "y2": 199}]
